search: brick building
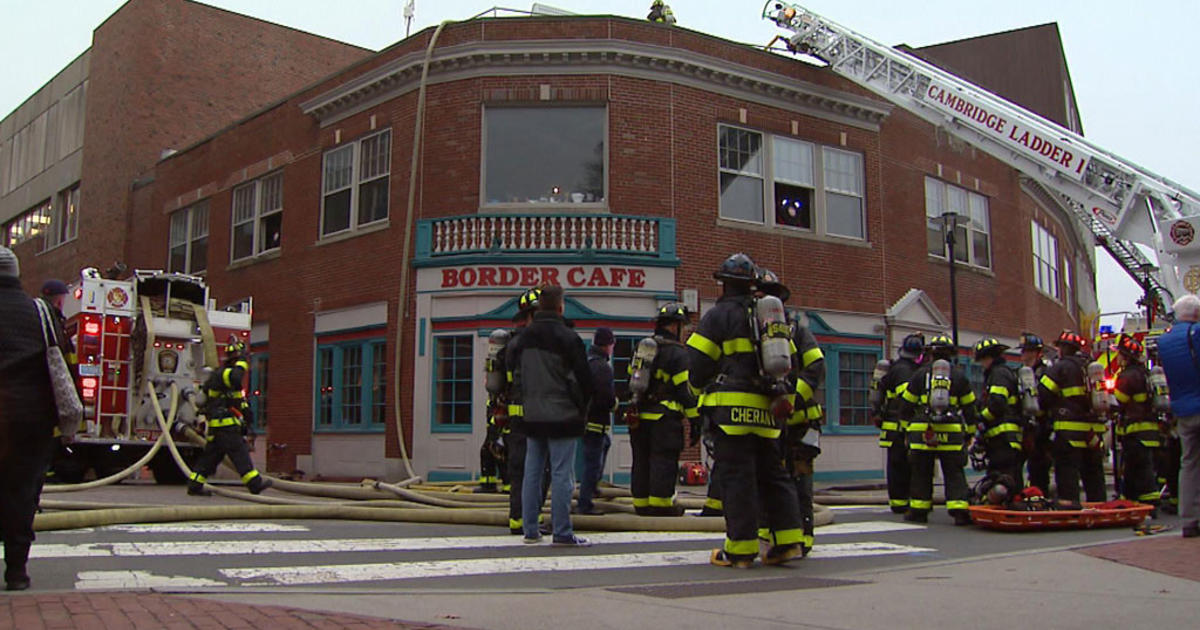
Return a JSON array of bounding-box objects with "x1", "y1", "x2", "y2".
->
[{"x1": 4, "y1": 7, "x2": 1097, "y2": 482}]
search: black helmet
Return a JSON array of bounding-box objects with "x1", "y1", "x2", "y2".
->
[
  {"x1": 656, "y1": 302, "x2": 690, "y2": 323},
  {"x1": 713, "y1": 253, "x2": 757, "y2": 282},
  {"x1": 973, "y1": 338, "x2": 1010, "y2": 361},
  {"x1": 1018, "y1": 332, "x2": 1044, "y2": 351},
  {"x1": 513, "y1": 287, "x2": 542, "y2": 322},
  {"x1": 755, "y1": 267, "x2": 791, "y2": 302},
  {"x1": 926, "y1": 334, "x2": 955, "y2": 358},
  {"x1": 225, "y1": 336, "x2": 247, "y2": 360},
  {"x1": 900, "y1": 333, "x2": 925, "y2": 358}
]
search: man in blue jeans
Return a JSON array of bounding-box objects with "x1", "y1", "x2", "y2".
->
[
  {"x1": 508, "y1": 286, "x2": 594, "y2": 546},
  {"x1": 1155, "y1": 294, "x2": 1200, "y2": 539},
  {"x1": 577, "y1": 328, "x2": 615, "y2": 515}
]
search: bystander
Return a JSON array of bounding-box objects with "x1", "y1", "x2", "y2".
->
[{"x1": 1154, "y1": 294, "x2": 1200, "y2": 539}]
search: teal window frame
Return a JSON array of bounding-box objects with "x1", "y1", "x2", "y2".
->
[
  {"x1": 314, "y1": 337, "x2": 387, "y2": 433},
  {"x1": 248, "y1": 352, "x2": 268, "y2": 431},
  {"x1": 609, "y1": 335, "x2": 644, "y2": 435},
  {"x1": 822, "y1": 344, "x2": 883, "y2": 435},
  {"x1": 431, "y1": 335, "x2": 475, "y2": 434}
]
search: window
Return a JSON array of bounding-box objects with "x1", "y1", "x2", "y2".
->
[
  {"x1": 315, "y1": 337, "x2": 387, "y2": 431},
  {"x1": 483, "y1": 107, "x2": 606, "y2": 207},
  {"x1": 168, "y1": 201, "x2": 209, "y2": 274},
  {"x1": 231, "y1": 173, "x2": 282, "y2": 261},
  {"x1": 4, "y1": 201, "x2": 50, "y2": 247},
  {"x1": 433, "y1": 336, "x2": 473, "y2": 430},
  {"x1": 1063, "y1": 256, "x2": 1074, "y2": 313},
  {"x1": 717, "y1": 125, "x2": 867, "y2": 239},
  {"x1": 925, "y1": 177, "x2": 991, "y2": 269},
  {"x1": 249, "y1": 354, "x2": 268, "y2": 430},
  {"x1": 835, "y1": 351, "x2": 876, "y2": 427},
  {"x1": 823, "y1": 148, "x2": 865, "y2": 239},
  {"x1": 1032, "y1": 221, "x2": 1060, "y2": 299},
  {"x1": 610, "y1": 335, "x2": 643, "y2": 429},
  {"x1": 321, "y1": 129, "x2": 391, "y2": 237},
  {"x1": 45, "y1": 185, "x2": 79, "y2": 249}
]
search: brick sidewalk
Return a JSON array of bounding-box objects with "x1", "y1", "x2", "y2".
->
[
  {"x1": 1077, "y1": 535, "x2": 1200, "y2": 582},
  {"x1": 0, "y1": 592, "x2": 471, "y2": 630}
]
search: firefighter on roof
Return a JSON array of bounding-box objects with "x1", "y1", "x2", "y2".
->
[
  {"x1": 688, "y1": 253, "x2": 804, "y2": 568},
  {"x1": 626, "y1": 302, "x2": 697, "y2": 516},
  {"x1": 872, "y1": 333, "x2": 924, "y2": 514},
  {"x1": 647, "y1": 1, "x2": 676, "y2": 24},
  {"x1": 1111, "y1": 335, "x2": 1162, "y2": 507},
  {"x1": 1038, "y1": 331, "x2": 1106, "y2": 504},
  {"x1": 973, "y1": 338, "x2": 1025, "y2": 491},
  {"x1": 899, "y1": 335, "x2": 977, "y2": 525},
  {"x1": 187, "y1": 338, "x2": 272, "y2": 496}
]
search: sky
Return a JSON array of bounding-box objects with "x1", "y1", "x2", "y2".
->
[{"x1": 2, "y1": 0, "x2": 1196, "y2": 328}]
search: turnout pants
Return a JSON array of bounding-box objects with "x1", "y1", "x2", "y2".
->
[
  {"x1": 783, "y1": 430, "x2": 818, "y2": 550},
  {"x1": 986, "y1": 440, "x2": 1025, "y2": 491},
  {"x1": 1121, "y1": 439, "x2": 1160, "y2": 503},
  {"x1": 630, "y1": 418, "x2": 683, "y2": 512},
  {"x1": 189, "y1": 425, "x2": 267, "y2": 492},
  {"x1": 713, "y1": 431, "x2": 803, "y2": 559},
  {"x1": 908, "y1": 449, "x2": 970, "y2": 516},
  {"x1": 885, "y1": 442, "x2": 911, "y2": 512},
  {"x1": 1026, "y1": 428, "x2": 1054, "y2": 494},
  {"x1": 1156, "y1": 435, "x2": 1182, "y2": 509},
  {"x1": 0, "y1": 422, "x2": 55, "y2": 581},
  {"x1": 506, "y1": 431, "x2": 549, "y2": 531},
  {"x1": 1052, "y1": 441, "x2": 1106, "y2": 504},
  {"x1": 478, "y1": 425, "x2": 505, "y2": 490}
]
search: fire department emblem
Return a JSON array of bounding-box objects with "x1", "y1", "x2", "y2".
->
[
  {"x1": 1185, "y1": 267, "x2": 1200, "y2": 295},
  {"x1": 106, "y1": 287, "x2": 129, "y2": 309},
  {"x1": 1170, "y1": 220, "x2": 1196, "y2": 247}
]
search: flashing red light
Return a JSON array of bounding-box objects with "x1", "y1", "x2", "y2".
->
[
  {"x1": 82, "y1": 388, "x2": 96, "y2": 400},
  {"x1": 84, "y1": 322, "x2": 100, "y2": 334},
  {"x1": 176, "y1": 343, "x2": 185, "y2": 350},
  {"x1": 153, "y1": 341, "x2": 161, "y2": 348},
  {"x1": 253, "y1": 390, "x2": 261, "y2": 396},
  {"x1": 1105, "y1": 378, "x2": 1116, "y2": 391},
  {"x1": 73, "y1": 288, "x2": 83, "y2": 300},
  {"x1": 82, "y1": 377, "x2": 98, "y2": 389},
  {"x1": 241, "y1": 330, "x2": 250, "y2": 337}
]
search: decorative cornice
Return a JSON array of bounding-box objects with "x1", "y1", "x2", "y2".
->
[{"x1": 299, "y1": 39, "x2": 892, "y2": 130}]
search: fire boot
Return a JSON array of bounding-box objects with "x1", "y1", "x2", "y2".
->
[{"x1": 247, "y1": 475, "x2": 274, "y2": 495}]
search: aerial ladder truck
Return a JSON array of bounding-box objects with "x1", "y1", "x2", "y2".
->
[{"x1": 762, "y1": 2, "x2": 1200, "y2": 326}]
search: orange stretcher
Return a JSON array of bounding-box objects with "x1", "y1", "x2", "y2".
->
[{"x1": 968, "y1": 503, "x2": 1154, "y2": 532}]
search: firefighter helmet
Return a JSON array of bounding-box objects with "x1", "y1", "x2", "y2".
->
[
  {"x1": 1117, "y1": 335, "x2": 1144, "y2": 359},
  {"x1": 225, "y1": 337, "x2": 247, "y2": 359},
  {"x1": 926, "y1": 334, "x2": 955, "y2": 358},
  {"x1": 755, "y1": 267, "x2": 791, "y2": 302},
  {"x1": 1054, "y1": 330, "x2": 1086, "y2": 352},
  {"x1": 713, "y1": 253, "x2": 757, "y2": 282},
  {"x1": 900, "y1": 333, "x2": 926, "y2": 357},
  {"x1": 1018, "y1": 332, "x2": 1044, "y2": 351},
  {"x1": 516, "y1": 287, "x2": 542, "y2": 313},
  {"x1": 973, "y1": 338, "x2": 1010, "y2": 360},
  {"x1": 656, "y1": 302, "x2": 690, "y2": 323}
]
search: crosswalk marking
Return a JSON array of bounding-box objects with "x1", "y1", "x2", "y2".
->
[
  {"x1": 75, "y1": 570, "x2": 226, "y2": 590},
  {"x1": 36, "y1": 522, "x2": 924, "y2": 559},
  {"x1": 104, "y1": 523, "x2": 311, "y2": 533},
  {"x1": 219, "y1": 543, "x2": 935, "y2": 586}
]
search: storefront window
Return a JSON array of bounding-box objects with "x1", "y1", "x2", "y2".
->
[
  {"x1": 823, "y1": 347, "x2": 881, "y2": 431},
  {"x1": 483, "y1": 107, "x2": 606, "y2": 206},
  {"x1": 433, "y1": 336, "x2": 473, "y2": 431},
  {"x1": 314, "y1": 337, "x2": 387, "y2": 432}
]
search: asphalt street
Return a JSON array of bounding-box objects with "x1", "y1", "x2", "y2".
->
[{"x1": 25, "y1": 503, "x2": 1176, "y2": 594}]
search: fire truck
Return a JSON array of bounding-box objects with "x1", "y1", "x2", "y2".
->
[{"x1": 52, "y1": 268, "x2": 252, "y2": 484}]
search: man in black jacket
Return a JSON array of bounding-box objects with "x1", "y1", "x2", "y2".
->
[
  {"x1": 577, "y1": 327, "x2": 615, "y2": 515},
  {"x1": 508, "y1": 286, "x2": 594, "y2": 546},
  {"x1": 0, "y1": 246, "x2": 61, "y2": 590}
]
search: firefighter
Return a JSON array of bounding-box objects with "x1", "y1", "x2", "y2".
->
[
  {"x1": 757, "y1": 268, "x2": 824, "y2": 555},
  {"x1": 873, "y1": 333, "x2": 925, "y2": 514},
  {"x1": 973, "y1": 338, "x2": 1025, "y2": 491},
  {"x1": 628, "y1": 303, "x2": 697, "y2": 516},
  {"x1": 504, "y1": 288, "x2": 551, "y2": 534},
  {"x1": 899, "y1": 335, "x2": 977, "y2": 525},
  {"x1": 688, "y1": 253, "x2": 804, "y2": 568},
  {"x1": 647, "y1": 0, "x2": 676, "y2": 24},
  {"x1": 1038, "y1": 331, "x2": 1106, "y2": 505},
  {"x1": 187, "y1": 338, "x2": 272, "y2": 496},
  {"x1": 1019, "y1": 332, "x2": 1054, "y2": 493},
  {"x1": 1111, "y1": 335, "x2": 1161, "y2": 508}
]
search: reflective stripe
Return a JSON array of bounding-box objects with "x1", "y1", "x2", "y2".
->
[
  {"x1": 724, "y1": 538, "x2": 759, "y2": 556},
  {"x1": 672, "y1": 371, "x2": 690, "y2": 386},
  {"x1": 586, "y1": 423, "x2": 608, "y2": 433},
  {"x1": 1040, "y1": 374, "x2": 1060, "y2": 393},
  {"x1": 946, "y1": 500, "x2": 970, "y2": 511},
  {"x1": 704, "y1": 497, "x2": 724, "y2": 510},
  {"x1": 638, "y1": 412, "x2": 665, "y2": 421},
  {"x1": 806, "y1": 405, "x2": 823, "y2": 420},
  {"x1": 506, "y1": 371, "x2": 514, "y2": 383},
  {"x1": 509, "y1": 518, "x2": 522, "y2": 530},
  {"x1": 910, "y1": 499, "x2": 933, "y2": 510},
  {"x1": 771, "y1": 528, "x2": 806, "y2": 547},
  {"x1": 508, "y1": 405, "x2": 524, "y2": 417},
  {"x1": 988, "y1": 385, "x2": 1011, "y2": 396},
  {"x1": 984, "y1": 423, "x2": 1023, "y2": 439},
  {"x1": 1054, "y1": 420, "x2": 1106, "y2": 433},
  {"x1": 719, "y1": 425, "x2": 782, "y2": 439},
  {"x1": 981, "y1": 408, "x2": 995, "y2": 422},
  {"x1": 801, "y1": 347, "x2": 824, "y2": 368},
  {"x1": 631, "y1": 498, "x2": 650, "y2": 508},
  {"x1": 648, "y1": 496, "x2": 675, "y2": 508},
  {"x1": 1120, "y1": 421, "x2": 1160, "y2": 435},
  {"x1": 687, "y1": 333, "x2": 722, "y2": 361},
  {"x1": 685, "y1": 407, "x2": 700, "y2": 419},
  {"x1": 208, "y1": 417, "x2": 242, "y2": 428},
  {"x1": 702, "y1": 391, "x2": 771, "y2": 409},
  {"x1": 880, "y1": 421, "x2": 900, "y2": 431},
  {"x1": 1113, "y1": 389, "x2": 1132, "y2": 404},
  {"x1": 661, "y1": 400, "x2": 685, "y2": 413},
  {"x1": 889, "y1": 499, "x2": 908, "y2": 507},
  {"x1": 1133, "y1": 393, "x2": 1149, "y2": 402},
  {"x1": 241, "y1": 470, "x2": 260, "y2": 483},
  {"x1": 721, "y1": 338, "x2": 756, "y2": 355},
  {"x1": 189, "y1": 473, "x2": 207, "y2": 483},
  {"x1": 878, "y1": 440, "x2": 894, "y2": 447},
  {"x1": 1061, "y1": 386, "x2": 1087, "y2": 397},
  {"x1": 901, "y1": 388, "x2": 920, "y2": 404},
  {"x1": 959, "y1": 392, "x2": 977, "y2": 405},
  {"x1": 1137, "y1": 491, "x2": 1162, "y2": 502},
  {"x1": 795, "y1": 379, "x2": 814, "y2": 403},
  {"x1": 478, "y1": 476, "x2": 498, "y2": 484}
]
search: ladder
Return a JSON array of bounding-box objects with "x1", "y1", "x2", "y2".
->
[{"x1": 762, "y1": 1, "x2": 1200, "y2": 306}]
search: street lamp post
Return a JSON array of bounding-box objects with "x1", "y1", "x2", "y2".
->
[{"x1": 939, "y1": 212, "x2": 971, "y2": 356}]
